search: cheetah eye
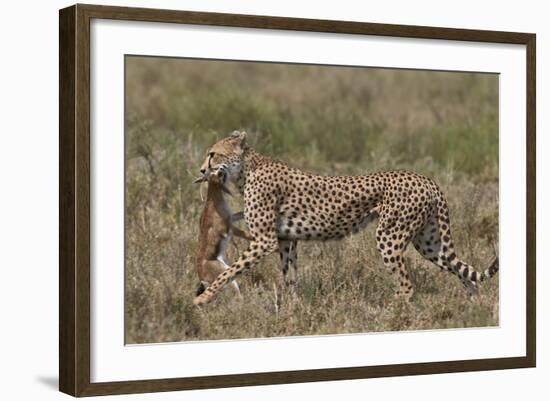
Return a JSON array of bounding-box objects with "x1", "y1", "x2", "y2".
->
[{"x1": 207, "y1": 152, "x2": 215, "y2": 168}]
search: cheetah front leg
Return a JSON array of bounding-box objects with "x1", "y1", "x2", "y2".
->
[
  {"x1": 194, "y1": 200, "x2": 279, "y2": 305},
  {"x1": 193, "y1": 238, "x2": 278, "y2": 305}
]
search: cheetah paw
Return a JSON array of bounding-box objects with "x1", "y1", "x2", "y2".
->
[{"x1": 193, "y1": 293, "x2": 211, "y2": 306}]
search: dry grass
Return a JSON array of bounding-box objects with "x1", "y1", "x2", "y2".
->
[{"x1": 124, "y1": 57, "x2": 499, "y2": 344}]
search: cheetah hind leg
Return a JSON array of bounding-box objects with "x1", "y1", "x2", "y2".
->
[
  {"x1": 376, "y1": 200, "x2": 443, "y2": 301},
  {"x1": 375, "y1": 226, "x2": 414, "y2": 301},
  {"x1": 412, "y1": 214, "x2": 481, "y2": 298}
]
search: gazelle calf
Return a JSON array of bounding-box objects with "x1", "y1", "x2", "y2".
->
[{"x1": 194, "y1": 172, "x2": 251, "y2": 297}]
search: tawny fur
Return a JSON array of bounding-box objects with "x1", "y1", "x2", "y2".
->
[
  {"x1": 194, "y1": 131, "x2": 498, "y2": 306},
  {"x1": 194, "y1": 177, "x2": 251, "y2": 297}
]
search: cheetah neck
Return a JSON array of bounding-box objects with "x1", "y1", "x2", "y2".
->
[
  {"x1": 234, "y1": 148, "x2": 269, "y2": 194},
  {"x1": 242, "y1": 148, "x2": 265, "y2": 171}
]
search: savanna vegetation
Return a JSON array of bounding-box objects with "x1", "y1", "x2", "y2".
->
[{"x1": 125, "y1": 57, "x2": 498, "y2": 344}]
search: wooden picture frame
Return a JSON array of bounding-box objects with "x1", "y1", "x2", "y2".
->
[{"x1": 59, "y1": 3, "x2": 536, "y2": 397}]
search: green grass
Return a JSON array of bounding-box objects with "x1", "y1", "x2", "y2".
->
[{"x1": 124, "y1": 57, "x2": 499, "y2": 344}]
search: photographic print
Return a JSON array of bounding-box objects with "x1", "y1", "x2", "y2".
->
[
  {"x1": 59, "y1": 6, "x2": 535, "y2": 395},
  {"x1": 124, "y1": 57, "x2": 499, "y2": 344}
]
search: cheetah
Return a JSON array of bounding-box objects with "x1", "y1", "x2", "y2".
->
[{"x1": 193, "y1": 131, "x2": 498, "y2": 305}]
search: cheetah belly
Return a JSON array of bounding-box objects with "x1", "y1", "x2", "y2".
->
[
  {"x1": 277, "y1": 204, "x2": 377, "y2": 241},
  {"x1": 276, "y1": 214, "x2": 316, "y2": 240}
]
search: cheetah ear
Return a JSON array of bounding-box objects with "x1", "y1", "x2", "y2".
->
[{"x1": 230, "y1": 130, "x2": 247, "y2": 145}]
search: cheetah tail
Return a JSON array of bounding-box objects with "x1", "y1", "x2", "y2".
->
[{"x1": 480, "y1": 257, "x2": 499, "y2": 283}]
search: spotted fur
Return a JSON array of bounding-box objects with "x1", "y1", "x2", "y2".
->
[{"x1": 194, "y1": 131, "x2": 498, "y2": 305}]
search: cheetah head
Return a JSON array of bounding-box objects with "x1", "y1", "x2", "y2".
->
[{"x1": 197, "y1": 130, "x2": 247, "y2": 183}]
